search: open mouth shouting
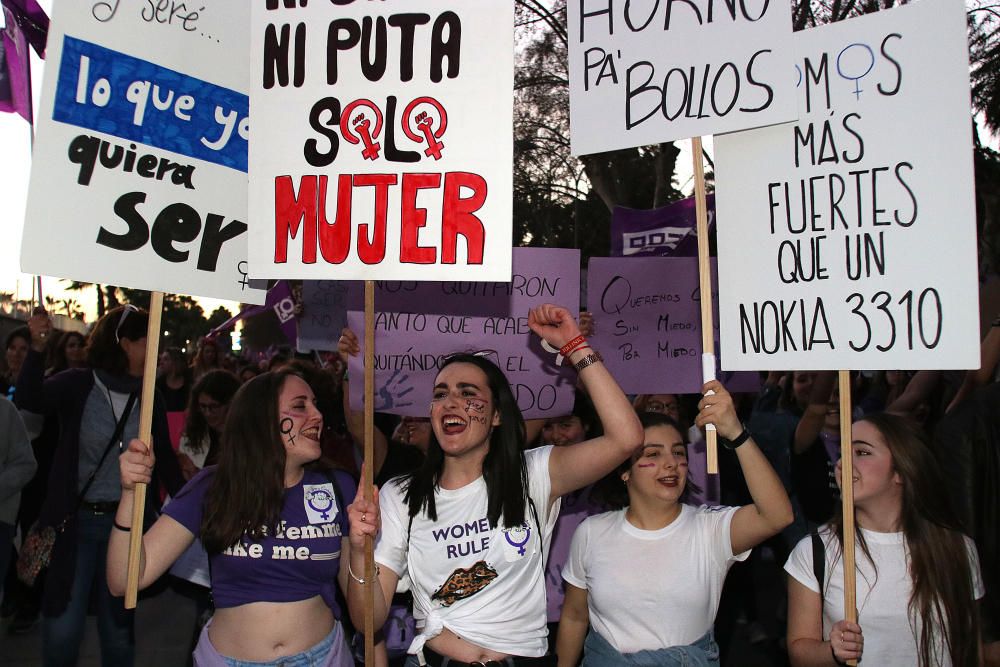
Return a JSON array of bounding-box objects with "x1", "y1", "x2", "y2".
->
[
  {"x1": 657, "y1": 474, "x2": 680, "y2": 488},
  {"x1": 441, "y1": 414, "x2": 469, "y2": 436},
  {"x1": 299, "y1": 423, "x2": 322, "y2": 442}
]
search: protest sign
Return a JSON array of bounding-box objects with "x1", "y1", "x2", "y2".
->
[
  {"x1": 567, "y1": 0, "x2": 797, "y2": 154},
  {"x1": 346, "y1": 248, "x2": 580, "y2": 419},
  {"x1": 249, "y1": 1, "x2": 514, "y2": 282},
  {"x1": 714, "y1": 0, "x2": 978, "y2": 371},
  {"x1": 612, "y1": 195, "x2": 715, "y2": 257},
  {"x1": 588, "y1": 257, "x2": 759, "y2": 395},
  {"x1": 298, "y1": 280, "x2": 349, "y2": 352},
  {"x1": 20, "y1": 0, "x2": 265, "y2": 304}
]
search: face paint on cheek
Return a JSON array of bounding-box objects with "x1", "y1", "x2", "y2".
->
[
  {"x1": 465, "y1": 399, "x2": 489, "y2": 424},
  {"x1": 279, "y1": 417, "x2": 296, "y2": 446},
  {"x1": 636, "y1": 462, "x2": 655, "y2": 469}
]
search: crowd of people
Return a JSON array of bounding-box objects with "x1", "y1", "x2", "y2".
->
[{"x1": 0, "y1": 303, "x2": 997, "y2": 666}]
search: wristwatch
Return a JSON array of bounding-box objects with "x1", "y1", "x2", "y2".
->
[{"x1": 721, "y1": 424, "x2": 751, "y2": 450}]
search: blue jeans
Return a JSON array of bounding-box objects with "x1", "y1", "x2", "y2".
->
[{"x1": 42, "y1": 510, "x2": 134, "y2": 667}]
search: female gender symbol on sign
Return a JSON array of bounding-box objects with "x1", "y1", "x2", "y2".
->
[
  {"x1": 837, "y1": 43, "x2": 875, "y2": 100},
  {"x1": 402, "y1": 97, "x2": 448, "y2": 161}
]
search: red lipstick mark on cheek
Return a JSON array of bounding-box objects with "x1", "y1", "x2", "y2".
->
[{"x1": 636, "y1": 462, "x2": 655, "y2": 469}]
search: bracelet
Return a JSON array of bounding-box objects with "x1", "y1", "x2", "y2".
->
[
  {"x1": 721, "y1": 425, "x2": 751, "y2": 450},
  {"x1": 573, "y1": 351, "x2": 603, "y2": 372},
  {"x1": 348, "y1": 561, "x2": 380, "y2": 585},
  {"x1": 559, "y1": 336, "x2": 587, "y2": 357},
  {"x1": 565, "y1": 342, "x2": 591, "y2": 357},
  {"x1": 113, "y1": 520, "x2": 131, "y2": 532}
]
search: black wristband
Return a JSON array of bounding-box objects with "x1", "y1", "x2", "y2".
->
[
  {"x1": 721, "y1": 425, "x2": 751, "y2": 450},
  {"x1": 113, "y1": 520, "x2": 131, "y2": 532}
]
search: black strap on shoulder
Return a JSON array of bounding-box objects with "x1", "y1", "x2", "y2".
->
[
  {"x1": 79, "y1": 391, "x2": 138, "y2": 502},
  {"x1": 811, "y1": 530, "x2": 825, "y2": 607}
]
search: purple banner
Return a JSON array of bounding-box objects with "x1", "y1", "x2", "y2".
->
[
  {"x1": 611, "y1": 194, "x2": 715, "y2": 258},
  {"x1": 210, "y1": 280, "x2": 296, "y2": 342},
  {"x1": 588, "y1": 257, "x2": 759, "y2": 395},
  {"x1": 1, "y1": 5, "x2": 31, "y2": 119},
  {"x1": 347, "y1": 248, "x2": 581, "y2": 419}
]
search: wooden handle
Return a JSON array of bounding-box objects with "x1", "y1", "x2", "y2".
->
[
  {"x1": 837, "y1": 370, "x2": 858, "y2": 666},
  {"x1": 125, "y1": 291, "x2": 164, "y2": 609},
  {"x1": 363, "y1": 281, "x2": 376, "y2": 667},
  {"x1": 691, "y1": 136, "x2": 718, "y2": 474}
]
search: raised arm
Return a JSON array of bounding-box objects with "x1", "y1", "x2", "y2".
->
[
  {"x1": 696, "y1": 381, "x2": 793, "y2": 554},
  {"x1": 107, "y1": 438, "x2": 195, "y2": 596},
  {"x1": 529, "y1": 305, "x2": 643, "y2": 501}
]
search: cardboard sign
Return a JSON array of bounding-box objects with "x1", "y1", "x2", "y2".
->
[
  {"x1": 588, "y1": 257, "x2": 759, "y2": 394},
  {"x1": 249, "y1": 1, "x2": 514, "y2": 282},
  {"x1": 568, "y1": 0, "x2": 797, "y2": 154},
  {"x1": 714, "y1": 0, "x2": 978, "y2": 370},
  {"x1": 20, "y1": 0, "x2": 265, "y2": 304},
  {"x1": 298, "y1": 280, "x2": 349, "y2": 352},
  {"x1": 346, "y1": 248, "x2": 580, "y2": 419}
]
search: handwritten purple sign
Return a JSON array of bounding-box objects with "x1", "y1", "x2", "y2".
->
[
  {"x1": 588, "y1": 257, "x2": 759, "y2": 395},
  {"x1": 297, "y1": 281, "x2": 349, "y2": 352},
  {"x1": 347, "y1": 248, "x2": 581, "y2": 419}
]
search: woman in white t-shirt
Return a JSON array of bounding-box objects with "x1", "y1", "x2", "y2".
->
[
  {"x1": 344, "y1": 304, "x2": 644, "y2": 667},
  {"x1": 785, "y1": 412, "x2": 983, "y2": 666},
  {"x1": 557, "y1": 385, "x2": 794, "y2": 666}
]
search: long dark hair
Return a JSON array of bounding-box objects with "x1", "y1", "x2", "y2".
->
[
  {"x1": 828, "y1": 413, "x2": 979, "y2": 667},
  {"x1": 403, "y1": 353, "x2": 528, "y2": 529},
  {"x1": 49, "y1": 331, "x2": 87, "y2": 375},
  {"x1": 201, "y1": 369, "x2": 302, "y2": 553},
  {"x1": 86, "y1": 305, "x2": 148, "y2": 374},
  {"x1": 183, "y1": 369, "x2": 240, "y2": 456}
]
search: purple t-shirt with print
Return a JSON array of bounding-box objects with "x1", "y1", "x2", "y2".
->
[{"x1": 164, "y1": 466, "x2": 354, "y2": 616}]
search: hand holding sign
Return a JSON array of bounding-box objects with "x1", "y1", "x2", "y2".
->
[
  {"x1": 27, "y1": 309, "x2": 52, "y2": 353},
  {"x1": 695, "y1": 381, "x2": 742, "y2": 441}
]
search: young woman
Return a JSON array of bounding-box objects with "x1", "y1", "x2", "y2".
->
[
  {"x1": 19, "y1": 306, "x2": 184, "y2": 666},
  {"x1": 345, "y1": 304, "x2": 643, "y2": 666},
  {"x1": 3, "y1": 326, "x2": 30, "y2": 400},
  {"x1": 785, "y1": 413, "x2": 983, "y2": 667},
  {"x1": 557, "y1": 388, "x2": 794, "y2": 666},
  {"x1": 190, "y1": 337, "x2": 221, "y2": 380},
  {"x1": 108, "y1": 369, "x2": 356, "y2": 666},
  {"x1": 177, "y1": 370, "x2": 241, "y2": 479},
  {"x1": 157, "y1": 346, "x2": 193, "y2": 413},
  {"x1": 46, "y1": 331, "x2": 87, "y2": 377}
]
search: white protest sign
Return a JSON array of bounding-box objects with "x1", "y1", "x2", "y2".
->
[
  {"x1": 297, "y1": 280, "x2": 349, "y2": 352},
  {"x1": 715, "y1": 0, "x2": 978, "y2": 371},
  {"x1": 21, "y1": 1, "x2": 265, "y2": 304},
  {"x1": 346, "y1": 248, "x2": 580, "y2": 419},
  {"x1": 249, "y1": 1, "x2": 514, "y2": 282},
  {"x1": 568, "y1": 0, "x2": 798, "y2": 154}
]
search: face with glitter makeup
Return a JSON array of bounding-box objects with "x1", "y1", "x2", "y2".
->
[
  {"x1": 622, "y1": 424, "x2": 688, "y2": 505},
  {"x1": 277, "y1": 375, "x2": 323, "y2": 465}
]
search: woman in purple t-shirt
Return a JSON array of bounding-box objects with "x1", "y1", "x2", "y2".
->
[{"x1": 107, "y1": 369, "x2": 356, "y2": 667}]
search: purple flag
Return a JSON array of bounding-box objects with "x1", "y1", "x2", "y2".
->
[
  {"x1": 210, "y1": 281, "x2": 297, "y2": 342},
  {"x1": 611, "y1": 194, "x2": 715, "y2": 257},
  {"x1": 0, "y1": 0, "x2": 47, "y2": 120}
]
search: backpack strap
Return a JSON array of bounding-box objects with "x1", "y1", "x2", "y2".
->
[{"x1": 811, "y1": 530, "x2": 826, "y2": 608}]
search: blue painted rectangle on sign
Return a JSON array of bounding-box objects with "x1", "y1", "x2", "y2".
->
[{"x1": 53, "y1": 36, "x2": 248, "y2": 172}]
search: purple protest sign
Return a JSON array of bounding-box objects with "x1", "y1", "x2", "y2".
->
[
  {"x1": 588, "y1": 256, "x2": 759, "y2": 395},
  {"x1": 611, "y1": 195, "x2": 715, "y2": 258},
  {"x1": 298, "y1": 281, "x2": 349, "y2": 352},
  {"x1": 1, "y1": 4, "x2": 32, "y2": 120},
  {"x1": 347, "y1": 248, "x2": 581, "y2": 419}
]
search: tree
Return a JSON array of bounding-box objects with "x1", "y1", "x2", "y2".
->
[
  {"x1": 117, "y1": 288, "x2": 210, "y2": 353},
  {"x1": 63, "y1": 281, "x2": 120, "y2": 319}
]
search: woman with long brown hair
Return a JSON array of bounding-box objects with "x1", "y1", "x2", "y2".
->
[
  {"x1": 108, "y1": 369, "x2": 356, "y2": 666},
  {"x1": 786, "y1": 412, "x2": 983, "y2": 666}
]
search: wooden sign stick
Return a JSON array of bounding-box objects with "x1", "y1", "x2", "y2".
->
[
  {"x1": 363, "y1": 281, "x2": 376, "y2": 667},
  {"x1": 837, "y1": 369, "x2": 858, "y2": 666},
  {"x1": 125, "y1": 291, "x2": 165, "y2": 609},
  {"x1": 691, "y1": 136, "x2": 719, "y2": 474}
]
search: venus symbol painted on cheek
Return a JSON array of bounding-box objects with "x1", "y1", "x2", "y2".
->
[{"x1": 279, "y1": 417, "x2": 296, "y2": 446}]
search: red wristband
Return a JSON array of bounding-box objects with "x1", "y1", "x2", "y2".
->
[
  {"x1": 565, "y1": 342, "x2": 591, "y2": 357},
  {"x1": 559, "y1": 336, "x2": 587, "y2": 357}
]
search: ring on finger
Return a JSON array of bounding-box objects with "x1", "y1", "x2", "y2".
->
[{"x1": 362, "y1": 513, "x2": 367, "y2": 523}]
